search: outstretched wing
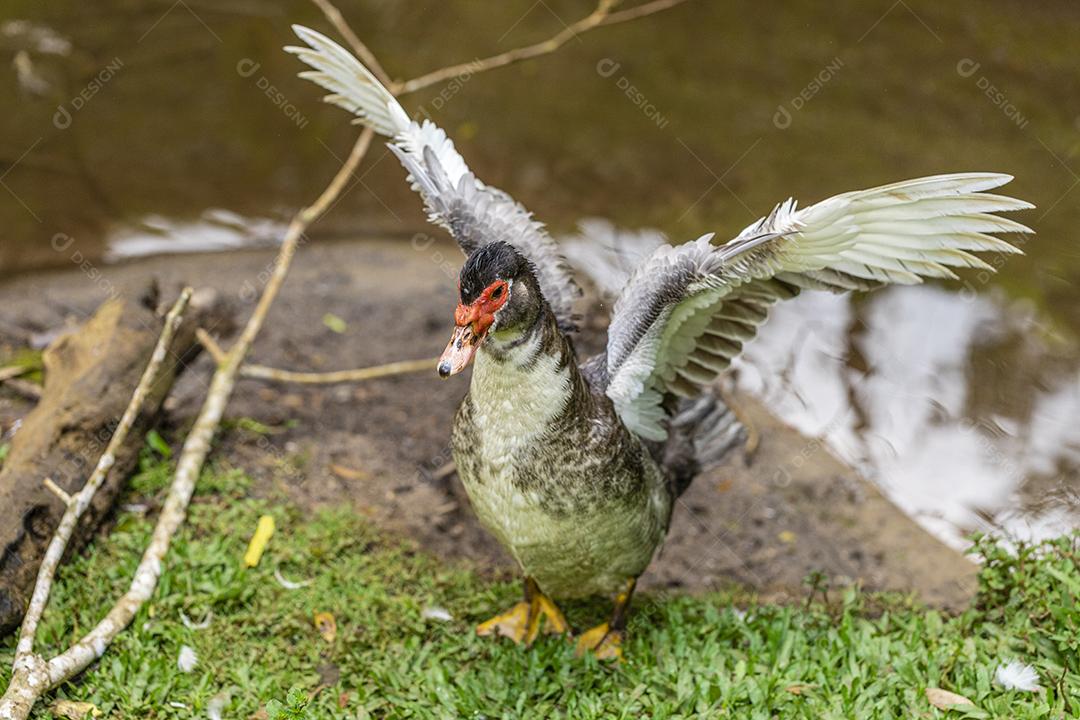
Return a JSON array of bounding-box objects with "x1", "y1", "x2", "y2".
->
[
  {"x1": 286, "y1": 26, "x2": 580, "y2": 329},
  {"x1": 601, "y1": 173, "x2": 1033, "y2": 441}
]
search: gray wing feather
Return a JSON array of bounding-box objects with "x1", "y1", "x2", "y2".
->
[
  {"x1": 392, "y1": 145, "x2": 581, "y2": 329},
  {"x1": 289, "y1": 25, "x2": 580, "y2": 330}
]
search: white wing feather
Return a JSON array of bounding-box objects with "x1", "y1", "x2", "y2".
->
[{"x1": 605, "y1": 173, "x2": 1033, "y2": 440}]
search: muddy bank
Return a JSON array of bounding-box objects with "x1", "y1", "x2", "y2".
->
[{"x1": 0, "y1": 238, "x2": 976, "y2": 608}]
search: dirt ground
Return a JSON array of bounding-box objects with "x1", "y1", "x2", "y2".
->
[{"x1": 0, "y1": 238, "x2": 977, "y2": 609}]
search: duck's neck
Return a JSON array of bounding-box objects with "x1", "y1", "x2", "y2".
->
[{"x1": 469, "y1": 309, "x2": 579, "y2": 443}]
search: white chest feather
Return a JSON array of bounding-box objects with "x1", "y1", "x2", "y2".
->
[
  {"x1": 460, "y1": 336, "x2": 571, "y2": 550},
  {"x1": 469, "y1": 337, "x2": 570, "y2": 459}
]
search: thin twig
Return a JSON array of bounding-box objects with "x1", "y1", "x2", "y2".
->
[
  {"x1": 399, "y1": 0, "x2": 623, "y2": 94},
  {"x1": 0, "y1": 366, "x2": 28, "y2": 383},
  {"x1": 240, "y1": 357, "x2": 436, "y2": 384},
  {"x1": 309, "y1": 0, "x2": 392, "y2": 87},
  {"x1": 41, "y1": 478, "x2": 72, "y2": 507},
  {"x1": 195, "y1": 328, "x2": 227, "y2": 366},
  {"x1": 0, "y1": 379, "x2": 41, "y2": 401},
  {"x1": 1, "y1": 288, "x2": 191, "y2": 720},
  {"x1": 601, "y1": 0, "x2": 691, "y2": 25}
]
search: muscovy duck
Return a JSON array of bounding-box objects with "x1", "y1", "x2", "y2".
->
[{"x1": 287, "y1": 26, "x2": 1033, "y2": 659}]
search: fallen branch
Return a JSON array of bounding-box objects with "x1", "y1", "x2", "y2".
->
[
  {"x1": 1, "y1": 289, "x2": 192, "y2": 720},
  {"x1": 0, "y1": 287, "x2": 230, "y2": 634}
]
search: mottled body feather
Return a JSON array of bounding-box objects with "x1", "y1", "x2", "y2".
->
[{"x1": 452, "y1": 309, "x2": 671, "y2": 598}]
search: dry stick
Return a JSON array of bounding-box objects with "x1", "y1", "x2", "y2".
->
[
  {"x1": 0, "y1": 366, "x2": 28, "y2": 383},
  {"x1": 198, "y1": 329, "x2": 435, "y2": 384},
  {"x1": 601, "y1": 0, "x2": 692, "y2": 25},
  {"x1": 0, "y1": 289, "x2": 192, "y2": 720},
  {"x1": 195, "y1": 327, "x2": 227, "y2": 366},
  {"x1": 240, "y1": 357, "x2": 436, "y2": 384},
  {"x1": 0, "y1": 379, "x2": 40, "y2": 401}
]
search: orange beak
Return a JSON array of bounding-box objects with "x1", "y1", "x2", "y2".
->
[{"x1": 437, "y1": 301, "x2": 494, "y2": 378}]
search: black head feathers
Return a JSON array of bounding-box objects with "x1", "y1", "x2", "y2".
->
[{"x1": 459, "y1": 242, "x2": 534, "y2": 304}]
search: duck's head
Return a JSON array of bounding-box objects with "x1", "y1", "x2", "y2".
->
[{"x1": 438, "y1": 241, "x2": 542, "y2": 378}]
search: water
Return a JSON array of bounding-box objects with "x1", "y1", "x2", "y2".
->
[
  {"x1": 736, "y1": 287, "x2": 1080, "y2": 549},
  {"x1": 1, "y1": 0, "x2": 1078, "y2": 546}
]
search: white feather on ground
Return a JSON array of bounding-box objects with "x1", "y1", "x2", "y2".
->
[{"x1": 995, "y1": 660, "x2": 1042, "y2": 691}]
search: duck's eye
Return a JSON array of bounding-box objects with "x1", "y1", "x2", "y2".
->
[{"x1": 490, "y1": 285, "x2": 504, "y2": 300}]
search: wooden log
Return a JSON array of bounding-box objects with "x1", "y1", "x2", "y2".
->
[{"x1": 0, "y1": 285, "x2": 228, "y2": 634}]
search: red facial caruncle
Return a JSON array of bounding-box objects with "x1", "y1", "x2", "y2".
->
[
  {"x1": 438, "y1": 280, "x2": 510, "y2": 378},
  {"x1": 454, "y1": 280, "x2": 509, "y2": 334}
]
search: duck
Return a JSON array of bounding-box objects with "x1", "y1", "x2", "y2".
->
[{"x1": 287, "y1": 26, "x2": 1034, "y2": 659}]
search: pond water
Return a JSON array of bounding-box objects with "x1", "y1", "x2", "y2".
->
[{"x1": 1, "y1": 1, "x2": 1078, "y2": 547}]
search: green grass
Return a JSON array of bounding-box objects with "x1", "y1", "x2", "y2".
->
[{"x1": 1, "y1": 457, "x2": 1077, "y2": 719}]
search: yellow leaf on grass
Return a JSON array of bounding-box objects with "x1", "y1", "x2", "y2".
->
[
  {"x1": 49, "y1": 700, "x2": 102, "y2": 719},
  {"x1": 314, "y1": 611, "x2": 337, "y2": 642},
  {"x1": 785, "y1": 683, "x2": 816, "y2": 695},
  {"x1": 925, "y1": 687, "x2": 976, "y2": 710},
  {"x1": 243, "y1": 515, "x2": 275, "y2": 568}
]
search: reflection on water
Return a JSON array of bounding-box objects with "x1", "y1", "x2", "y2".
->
[
  {"x1": 736, "y1": 286, "x2": 1080, "y2": 548},
  {"x1": 104, "y1": 210, "x2": 286, "y2": 261}
]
